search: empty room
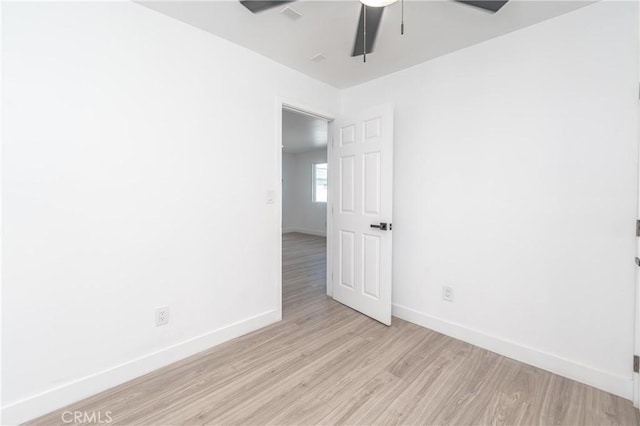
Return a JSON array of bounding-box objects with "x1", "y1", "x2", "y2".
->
[
  {"x1": 282, "y1": 107, "x2": 330, "y2": 321},
  {"x1": 2, "y1": 0, "x2": 640, "y2": 425}
]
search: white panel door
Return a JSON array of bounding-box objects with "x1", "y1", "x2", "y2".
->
[{"x1": 331, "y1": 104, "x2": 393, "y2": 325}]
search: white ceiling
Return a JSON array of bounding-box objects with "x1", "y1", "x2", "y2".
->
[
  {"x1": 282, "y1": 109, "x2": 328, "y2": 153},
  {"x1": 139, "y1": 0, "x2": 592, "y2": 89}
]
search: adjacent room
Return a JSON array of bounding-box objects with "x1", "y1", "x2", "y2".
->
[
  {"x1": 282, "y1": 108, "x2": 329, "y2": 238},
  {"x1": 2, "y1": 0, "x2": 640, "y2": 425},
  {"x1": 281, "y1": 107, "x2": 330, "y2": 321}
]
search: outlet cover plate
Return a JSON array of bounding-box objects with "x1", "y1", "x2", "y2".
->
[{"x1": 155, "y1": 306, "x2": 169, "y2": 326}]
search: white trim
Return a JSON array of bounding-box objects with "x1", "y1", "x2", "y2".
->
[
  {"x1": 634, "y1": 2, "x2": 640, "y2": 405},
  {"x1": 393, "y1": 303, "x2": 634, "y2": 400},
  {"x1": 325, "y1": 123, "x2": 334, "y2": 298},
  {"x1": 281, "y1": 102, "x2": 334, "y2": 122},
  {"x1": 632, "y1": 1, "x2": 640, "y2": 409},
  {"x1": 275, "y1": 98, "x2": 284, "y2": 321},
  {"x1": 282, "y1": 228, "x2": 327, "y2": 237},
  {"x1": 0, "y1": 310, "x2": 280, "y2": 426}
]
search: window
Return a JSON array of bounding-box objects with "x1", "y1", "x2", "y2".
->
[{"x1": 313, "y1": 163, "x2": 328, "y2": 203}]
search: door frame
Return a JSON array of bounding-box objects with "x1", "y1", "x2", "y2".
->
[
  {"x1": 632, "y1": 4, "x2": 640, "y2": 407},
  {"x1": 275, "y1": 98, "x2": 335, "y2": 319},
  {"x1": 635, "y1": 111, "x2": 640, "y2": 408},
  {"x1": 635, "y1": 77, "x2": 640, "y2": 409}
]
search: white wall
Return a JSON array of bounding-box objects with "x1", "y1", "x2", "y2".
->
[
  {"x1": 342, "y1": 0, "x2": 638, "y2": 399},
  {"x1": 282, "y1": 149, "x2": 327, "y2": 236},
  {"x1": 1, "y1": 2, "x2": 338, "y2": 423}
]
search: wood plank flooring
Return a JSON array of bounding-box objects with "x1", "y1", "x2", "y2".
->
[{"x1": 30, "y1": 232, "x2": 639, "y2": 425}]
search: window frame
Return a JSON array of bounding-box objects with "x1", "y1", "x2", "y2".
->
[{"x1": 312, "y1": 162, "x2": 328, "y2": 204}]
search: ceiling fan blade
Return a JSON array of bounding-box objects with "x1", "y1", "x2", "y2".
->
[
  {"x1": 351, "y1": 4, "x2": 384, "y2": 57},
  {"x1": 455, "y1": 1, "x2": 509, "y2": 13},
  {"x1": 240, "y1": 0, "x2": 295, "y2": 13}
]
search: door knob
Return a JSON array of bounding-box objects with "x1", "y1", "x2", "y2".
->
[{"x1": 370, "y1": 222, "x2": 391, "y2": 231}]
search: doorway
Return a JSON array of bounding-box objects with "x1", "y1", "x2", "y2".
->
[
  {"x1": 276, "y1": 101, "x2": 394, "y2": 325},
  {"x1": 279, "y1": 104, "x2": 333, "y2": 320}
]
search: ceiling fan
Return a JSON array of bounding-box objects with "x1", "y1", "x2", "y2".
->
[{"x1": 239, "y1": 0, "x2": 509, "y2": 62}]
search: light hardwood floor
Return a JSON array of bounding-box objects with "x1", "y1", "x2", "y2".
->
[{"x1": 30, "y1": 232, "x2": 639, "y2": 425}]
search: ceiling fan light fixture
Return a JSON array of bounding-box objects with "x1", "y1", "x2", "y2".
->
[{"x1": 360, "y1": 0, "x2": 397, "y2": 7}]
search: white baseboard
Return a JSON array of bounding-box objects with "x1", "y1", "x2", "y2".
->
[
  {"x1": 392, "y1": 303, "x2": 633, "y2": 400},
  {"x1": 1, "y1": 309, "x2": 281, "y2": 426},
  {"x1": 282, "y1": 228, "x2": 326, "y2": 237}
]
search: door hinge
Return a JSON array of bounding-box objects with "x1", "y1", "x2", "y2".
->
[
  {"x1": 634, "y1": 355, "x2": 639, "y2": 373},
  {"x1": 636, "y1": 220, "x2": 640, "y2": 237}
]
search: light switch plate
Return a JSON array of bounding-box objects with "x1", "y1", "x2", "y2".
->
[
  {"x1": 266, "y1": 190, "x2": 276, "y2": 204},
  {"x1": 442, "y1": 286, "x2": 454, "y2": 302}
]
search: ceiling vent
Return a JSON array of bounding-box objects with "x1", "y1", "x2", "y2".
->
[
  {"x1": 311, "y1": 54, "x2": 327, "y2": 63},
  {"x1": 280, "y1": 6, "x2": 302, "y2": 21}
]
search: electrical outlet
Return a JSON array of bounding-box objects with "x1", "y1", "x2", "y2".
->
[
  {"x1": 442, "y1": 286, "x2": 454, "y2": 302},
  {"x1": 155, "y1": 306, "x2": 169, "y2": 326}
]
